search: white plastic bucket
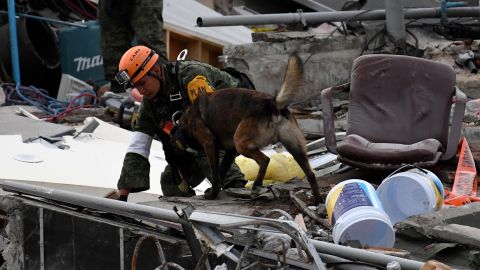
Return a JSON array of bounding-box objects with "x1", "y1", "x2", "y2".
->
[
  {"x1": 376, "y1": 168, "x2": 444, "y2": 225},
  {"x1": 326, "y1": 179, "x2": 395, "y2": 248}
]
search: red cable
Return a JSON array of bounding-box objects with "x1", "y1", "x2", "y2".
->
[
  {"x1": 64, "y1": 0, "x2": 95, "y2": 20},
  {"x1": 84, "y1": 0, "x2": 97, "y2": 10},
  {"x1": 65, "y1": 93, "x2": 98, "y2": 111},
  {"x1": 43, "y1": 104, "x2": 98, "y2": 122}
]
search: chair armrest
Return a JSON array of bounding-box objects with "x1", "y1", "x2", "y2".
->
[
  {"x1": 320, "y1": 83, "x2": 350, "y2": 155},
  {"x1": 442, "y1": 87, "x2": 467, "y2": 160}
]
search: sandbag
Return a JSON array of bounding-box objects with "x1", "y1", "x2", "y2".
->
[{"x1": 235, "y1": 152, "x2": 305, "y2": 189}]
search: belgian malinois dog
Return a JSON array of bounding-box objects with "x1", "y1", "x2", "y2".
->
[{"x1": 176, "y1": 53, "x2": 321, "y2": 204}]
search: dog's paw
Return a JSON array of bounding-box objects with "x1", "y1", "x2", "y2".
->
[
  {"x1": 250, "y1": 186, "x2": 262, "y2": 197},
  {"x1": 204, "y1": 187, "x2": 220, "y2": 200}
]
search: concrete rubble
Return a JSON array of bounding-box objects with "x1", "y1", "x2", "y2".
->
[{"x1": 1, "y1": 2, "x2": 480, "y2": 270}]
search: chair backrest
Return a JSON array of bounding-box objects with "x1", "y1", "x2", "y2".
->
[{"x1": 347, "y1": 54, "x2": 455, "y2": 147}]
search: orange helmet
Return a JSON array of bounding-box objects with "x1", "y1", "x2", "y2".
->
[{"x1": 115, "y1": 45, "x2": 159, "y2": 87}]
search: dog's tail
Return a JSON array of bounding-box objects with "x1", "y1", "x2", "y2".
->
[{"x1": 275, "y1": 53, "x2": 304, "y2": 110}]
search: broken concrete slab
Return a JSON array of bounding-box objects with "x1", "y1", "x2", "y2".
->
[
  {"x1": 141, "y1": 190, "x2": 298, "y2": 217},
  {"x1": 430, "y1": 224, "x2": 480, "y2": 249},
  {"x1": 0, "y1": 112, "x2": 75, "y2": 141},
  {"x1": 405, "y1": 27, "x2": 454, "y2": 52},
  {"x1": 396, "y1": 202, "x2": 480, "y2": 242},
  {"x1": 0, "y1": 117, "x2": 169, "y2": 195}
]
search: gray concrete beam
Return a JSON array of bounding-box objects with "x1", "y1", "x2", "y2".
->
[{"x1": 430, "y1": 224, "x2": 480, "y2": 249}]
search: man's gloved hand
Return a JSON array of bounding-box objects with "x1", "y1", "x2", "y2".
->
[
  {"x1": 170, "y1": 125, "x2": 199, "y2": 157},
  {"x1": 157, "y1": 126, "x2": 198, "y2": 189}
]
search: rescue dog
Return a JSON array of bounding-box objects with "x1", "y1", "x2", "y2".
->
[{"x1": 176, "y1": 53, "x2": 321, "y2": 204}]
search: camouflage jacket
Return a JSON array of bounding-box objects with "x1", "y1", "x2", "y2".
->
[
  {"x1": 118, "y1": 61, "x2": 240, "y2": 191},
  {"x1": 134, "y1": 61, "x2": 240, "y2": 136}
]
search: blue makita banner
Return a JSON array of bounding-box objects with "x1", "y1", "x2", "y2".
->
[{"x1": 59, "y1": 20, "x2": 105, "y2": 84}]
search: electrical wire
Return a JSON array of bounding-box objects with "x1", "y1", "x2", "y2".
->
[
  {"x1": 1, "y1": 83, "x2": 99, "y2": 121},
  {"x1": 74, "y1": 0, "x2": 96, "y2": 19},
  {"x1": 326, "y1": 9, "x2": 375, "y2": 39},
  {"x1": 48, "y1": 0, "x2": 80, "y2": 21},
  {"x1": 63, "y1": 0, "x2": 95, "y2": 19},
  {"x1": 361, "y1": 26, "x2": 386, "y2": 55},
  {"x1": 83, "y1": 0, "x2": 97, "y2": 10}
]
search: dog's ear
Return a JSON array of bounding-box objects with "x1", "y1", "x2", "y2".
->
[{"x1": 275, "y1": 53, "x2": 304, "y2": 110}]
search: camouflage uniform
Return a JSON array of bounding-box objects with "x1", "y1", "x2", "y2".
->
[
  {"x1": 118, "y1": 61, "x2": 246, "y2": 196},
  {"x1": 98, "y1": 0, "x2": 168, "y2": 92}
]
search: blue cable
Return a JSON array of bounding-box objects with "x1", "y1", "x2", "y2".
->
[{"x1": 2, "y1": 83, "x2": 98, "y2": 117}]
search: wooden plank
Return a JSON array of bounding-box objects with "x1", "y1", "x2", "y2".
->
[
  {"x1": 185, "y1": 40, "x2": 202, "y2": 61},
  {"x1": 165, "y1": 29, "x2": 171, "y2": 60}
]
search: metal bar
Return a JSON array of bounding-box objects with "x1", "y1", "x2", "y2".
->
[
  {"x1": 180, "y1": 222, "x2": 211, "y2": 269},
  {"x1": 7, "y1": 0, "x2": 21, "y2": 84},
  {"x1": 119, "y1": 228, "x2": 124, "y2": 270},
  {"x1": 1, "y1": 180, "x2": 426, "y2": 269},
  {"x1": 385, "y1": 0, "x2": 406, "y2": 49},
  {"x1": 39, "y1": 208, "x2": 45, "y2": 270},
  {"x1": 197, "y1": 7, "x2": 480, "y2": 27},
  {"x1": 0, "y1": 180, "x2": 180, "y2": 224},
  {"x1": 0, "y1": 11, "x2": 88, "y2": 28},
  {"x1": 310, "y1": 239, "x2": 424, "y2": 270}
]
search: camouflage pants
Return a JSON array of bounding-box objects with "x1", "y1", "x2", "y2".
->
[
  {"x1": 161, "y1": 151, "x2": 246, "y2": 197},
  {"x1": 98, "y1": 0, "x2": 168, "y2": 84}
]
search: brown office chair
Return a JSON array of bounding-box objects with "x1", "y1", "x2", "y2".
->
[{"x1": 321, "y1": 54, "x2": 467, "y2": 170}]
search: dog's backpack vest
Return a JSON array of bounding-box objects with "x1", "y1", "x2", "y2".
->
[
  {"x1": 166, "y1": 61, "x2": 255, "y2": 105},
  {"x1": 221, "y1": 67, "x2": 256, "y2": 90}
]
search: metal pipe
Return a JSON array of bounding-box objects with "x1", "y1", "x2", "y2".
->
[
  {"x1": 0, "y1": 180, "x2": 426, "y2": 270},
  {"x1": 0, "y1": 180, "x2": 180, "y2": 223},
  {"x1": 7, "y1": 0, "x2": 21, "y2": 84},
  {"x1": 385, "y1": 0, "x2": 406, "y2": 49},
  {"x1": 197, "y1": 7, "x2": 480, "y2": 27},
  {"x1": 310, "y1": 239, "x2": 424, "y2": 270},
  {"x1": 0, "y1": 11, "x2": 88, "y2": 28}
]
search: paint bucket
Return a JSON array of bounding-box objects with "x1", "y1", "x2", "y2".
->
[
  {"x1": 326, "y1": 179, "x2": 395, "y2": 248},
  {"x1": 376, "y1": 168, "x2": 444, "y2": 225}
]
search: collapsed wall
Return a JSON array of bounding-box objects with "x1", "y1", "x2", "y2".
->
[
  {"x1": 0, "y1": 195, "x2": 191, "y2": 270},
  {"x1": 223, "y1": 31, "x2": 365, "y2": 100},
  {"x1": 222, "y1": 27, "x2": 480, "y2": 100}
]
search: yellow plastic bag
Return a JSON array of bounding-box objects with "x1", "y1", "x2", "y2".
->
[{"x1": 235, "y1": 152, "x2": 305, "y2": 189}]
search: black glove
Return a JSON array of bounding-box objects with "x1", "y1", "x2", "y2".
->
[{"x1": 156, "y1": 128, "x2": 197, "y2": 187}]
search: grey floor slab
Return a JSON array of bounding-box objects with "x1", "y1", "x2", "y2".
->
[{"x1": 0, "y1": 113, "x2": 75, "y2": 141}]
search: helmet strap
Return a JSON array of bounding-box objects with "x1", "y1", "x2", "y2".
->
[{"x1": 146, "y1": 65, "x2": 168, "y2": 100}]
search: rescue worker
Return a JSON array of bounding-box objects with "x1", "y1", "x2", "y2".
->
[
  {"x1": 106, "y1": 45, "x2": 247, "y2": 201},
  {"x1": 97, "y1": 0, "x2": 168, "y2": 94}
]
